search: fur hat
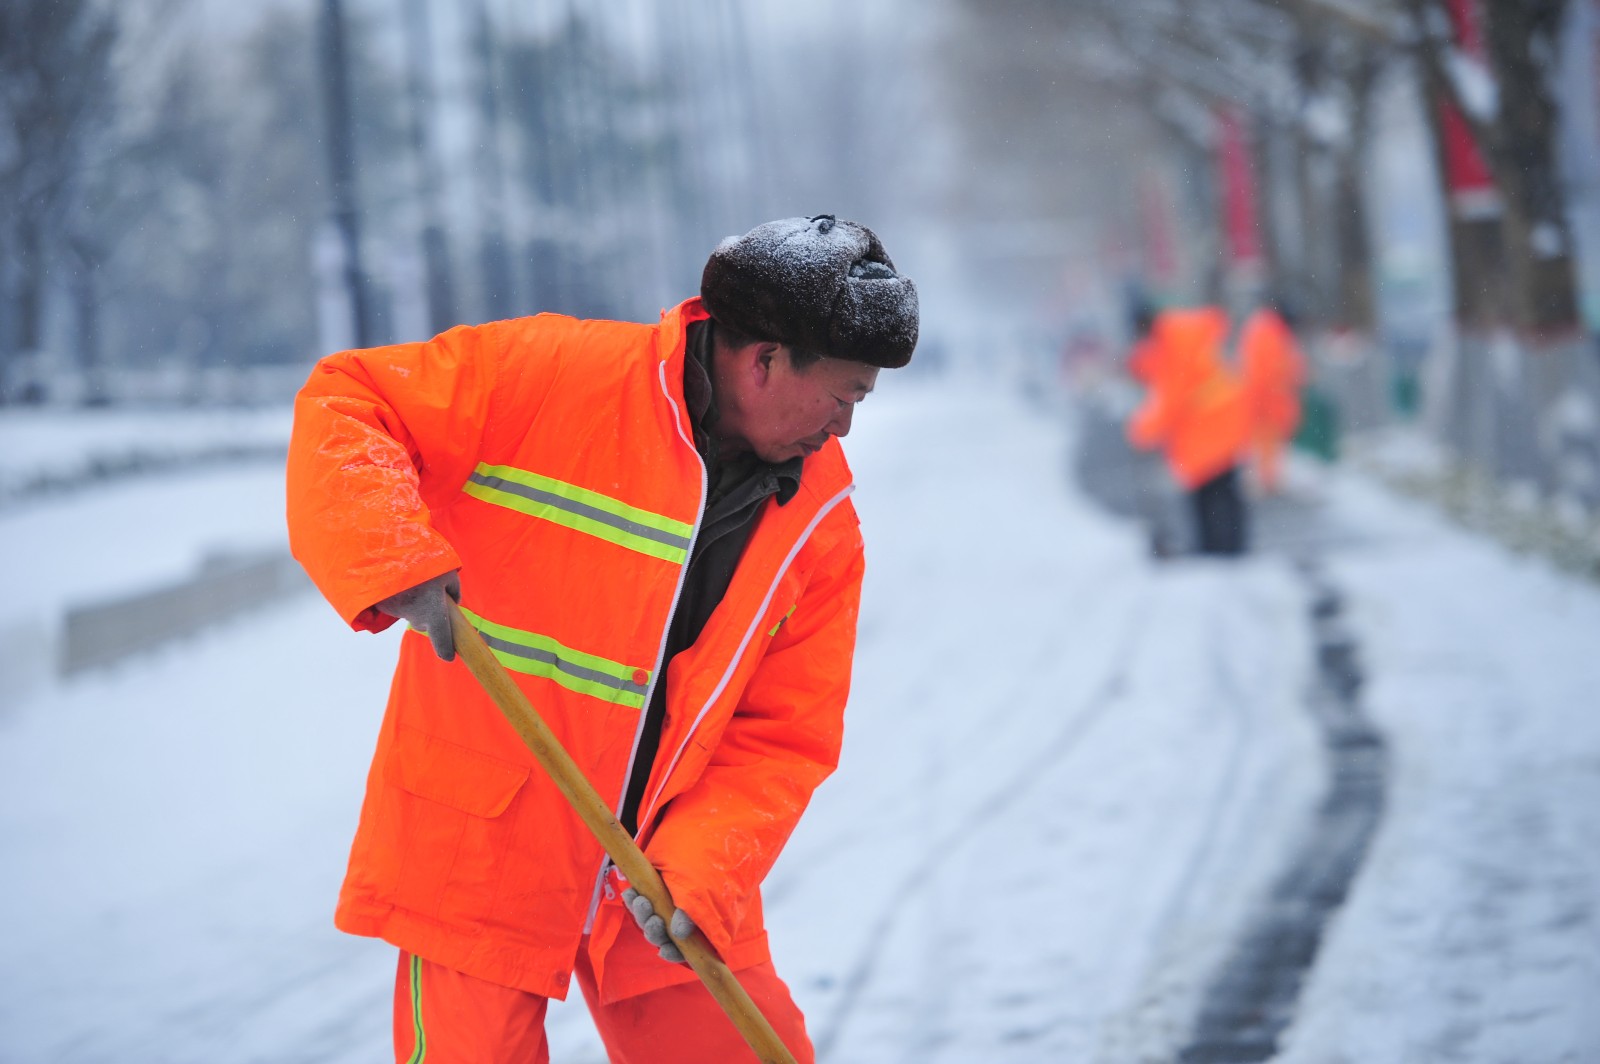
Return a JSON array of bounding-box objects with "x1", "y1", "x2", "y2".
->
[{"x1": 700, "y1": 214, "x2": 919, "y2": 368}]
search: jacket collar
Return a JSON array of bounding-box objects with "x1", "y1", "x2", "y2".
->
[{"x1": 656, "y1": 296, "x2": 853, "y2": 506}]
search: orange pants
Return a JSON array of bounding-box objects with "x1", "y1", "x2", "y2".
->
[{"x1": 393, "y1": 944, "x2": 815, "y2": 1063}]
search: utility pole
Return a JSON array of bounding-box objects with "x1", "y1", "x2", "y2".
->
[
  {"x1": 472, "y1": 0, "x2": 517, "y2": 321},
  {"x1": 318, "y1": 0, "x2": 372, "y2": 347},
  {"x1": 402, "y1": 0, "x2": 458, "y2": 335}
]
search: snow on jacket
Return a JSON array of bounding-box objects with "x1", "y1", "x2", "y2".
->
[
  {"x1": 1126, "y1": 307, "x2": 1251, "y2": 489},
  {"x1": 286, "y1": 297, "x2": 864, "y2": 1003},
  {"x1": 1238, "y1": 308, "x2": 1306, "y2": 439}
]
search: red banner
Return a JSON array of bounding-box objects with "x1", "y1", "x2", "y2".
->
[
  {"x1": 1440, "y1": 101, "x2": 1499, "y2": 215},
  {"x1": 1447, "y1": 0, "x2": 1483, "y2": 55},
  {"x1": 1441, "y1": 0, "x2": 1500, "y2": 215},
  {"x1": 1216, "y1": 105, "x2": 1261, "y2": 268}
]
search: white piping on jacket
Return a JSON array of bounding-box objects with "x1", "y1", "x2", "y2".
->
[
  {"x1": 634, "y1": 480, "x2": 855, "y2": 832},
  {"x1": 581, "y1": 356, "x2": 708, "y2": 935}
]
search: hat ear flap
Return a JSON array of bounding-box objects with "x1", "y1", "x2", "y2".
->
[{"x1": 829, "y1": 274, "x2": 919, "y2": 369}]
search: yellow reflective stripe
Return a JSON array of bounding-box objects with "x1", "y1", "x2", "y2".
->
[
  {"x1": 406, "y1": 953, "x2": 426, "y2": 1064},
  {"x1": 461, "y1": 607, "x2": 649, "y2": 709},
  {"x1": 464, "y1": 463, "x2": 692, "y2": 564},
  {"x1": 768, "y1": 604, "x2": 797, "y2": 637}
]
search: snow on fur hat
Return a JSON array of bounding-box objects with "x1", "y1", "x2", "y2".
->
[{"x1": 701, "y1": 214, "x2": 919, "y2": 368}]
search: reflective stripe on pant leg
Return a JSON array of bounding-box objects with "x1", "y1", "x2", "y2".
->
[
  {"x1": 407, "y1": 953, "x2": 427, "y2": 1064},
  {"x1": 393, "y1": 950, "x2": 427, "y2": 1064},
  {"x1": 392, "y1": 949, "x2": 552, "y2": 1064}
]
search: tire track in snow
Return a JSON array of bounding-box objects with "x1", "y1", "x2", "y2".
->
[
  {"x1": 1120, "y1": 595, "x2": 1264, "y2": 980},
  {"x1": 1148, "y1": 608, "x2": 1259, "y2": 940},
  {"x1": 763, "y1": 562, "x2": 1137, "y2": 911},
  {"x1": 810, "y1": 587, "x2": 1157, "y2": 1060},
  {"x1": 1092, "y1": 580, "x2": 1288, "y2": 1062}
]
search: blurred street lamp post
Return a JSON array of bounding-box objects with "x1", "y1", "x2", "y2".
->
[
  {"x1": 471, "y1": 0, "x2": 517, "y2": 323},
  {"x1": 318, "y1": 0, "x2": 372, "y2": 348},
  {"x1": 402, "y1": 0, "x2": 458, "y2": 336}
]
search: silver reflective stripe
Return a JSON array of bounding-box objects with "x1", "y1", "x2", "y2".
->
[
  {"x1": 460, "y1": 606, "x2": 650, "y2": 709},
  {"x1": 466, "y1": 471, "x2": 691, "y2": 553},
  {"x1": 478, "y1": 629, "x2": 648, "y2": 702}
]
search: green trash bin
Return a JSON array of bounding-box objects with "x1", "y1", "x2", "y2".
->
[
  {"x1": 1391, "y1": 369, "x2": 1421, "y2": 419},
  {"x1": 1294, "y1": 385, "x2": 1340, "y2": 462}
]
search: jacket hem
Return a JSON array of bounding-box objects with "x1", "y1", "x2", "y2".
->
[{"x1": 335, "y1": 897, "x2": 579, "y2": 1001}]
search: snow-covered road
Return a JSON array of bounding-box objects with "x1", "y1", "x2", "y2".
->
[{"x1": 1, "y1": 377, "x2": 1596, "y2": 1062}]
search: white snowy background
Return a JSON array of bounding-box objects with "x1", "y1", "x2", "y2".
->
[{"x1": 2, "y1": 368, "x2": 1598, "y2": 1062}]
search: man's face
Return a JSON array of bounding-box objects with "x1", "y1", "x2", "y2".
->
[{"x1": 714, "y1": 344, "x2": 879, "y2": 464}]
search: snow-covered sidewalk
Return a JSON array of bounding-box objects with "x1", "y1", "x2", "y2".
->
[
  {"x1": 0, "y1": 376, "x2": 1596, "y2": 1062},
  {"x1": 1278, "y1": 474, "x2": 1600, "y2": 1061},
  {"x1": 0, "y1": 406, "x2": 290, "y2": 509}
]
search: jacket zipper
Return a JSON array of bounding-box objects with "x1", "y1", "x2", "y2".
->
[{"x1": 581, "y1": 357, "x2": 708, "y2": 935}]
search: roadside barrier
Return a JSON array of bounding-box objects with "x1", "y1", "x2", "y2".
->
[{"x1": 59, "y1": 550, "x2": 310, "y2": 676}]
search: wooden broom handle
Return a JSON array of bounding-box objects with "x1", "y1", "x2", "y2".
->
[{"x1": 446, "y1": 601, "x2": 799, "y2": 1064}]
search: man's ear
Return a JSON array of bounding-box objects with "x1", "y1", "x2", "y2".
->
[{"x1": 749, "y1": 341, "x2": 784, "y2": 387}]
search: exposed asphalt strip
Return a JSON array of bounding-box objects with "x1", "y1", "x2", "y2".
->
[
  {"x1": 1174, "y1": 561, "x2": 1388, "y2": 1063},
  {"x1": 1070, "y1": 399, "x2": 1389, "y2": 1060}
]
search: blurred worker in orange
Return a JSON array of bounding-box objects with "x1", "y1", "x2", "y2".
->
[
  {"x1": 1237, "y1": 297, "x2": 1306, "y2": 495},
  {"x1": 1125, "y1": 304, "x2": 1252, "y2": 555}
]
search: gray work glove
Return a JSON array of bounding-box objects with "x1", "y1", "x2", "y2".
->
[
  {"x1": 373, "y1": 571, "x2": 461, "y2": 661},
  {"x1": 622, "y1": 887, "x2": 695, "y2": 964}
]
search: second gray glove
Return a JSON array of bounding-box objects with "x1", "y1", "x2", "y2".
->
[{"x1": 622, "y1": 887, "x2": 696, "y2": 964}]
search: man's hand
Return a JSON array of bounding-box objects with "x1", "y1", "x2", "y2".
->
[
  {"x1": 622, "y1": 887, "x2": 695, "y2": 964},
  {"x1": 373, "y1": 571, "x2": 462, "y2": 660}
]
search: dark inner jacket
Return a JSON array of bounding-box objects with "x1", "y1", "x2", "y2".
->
[{"x1": 618, "y1": 319, "x2": 802, "y2": 836}]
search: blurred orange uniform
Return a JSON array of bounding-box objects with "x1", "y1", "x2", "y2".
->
[
  {"x1": 1125, "y1": 306, "x2": 1252, "y2": 555},
  {"x1": 1237, "y1": 308, "x2": 1306, "y2": 494},
  {"x1": 1126, "y1": 307, "x2": 1250, "y2": 491}
]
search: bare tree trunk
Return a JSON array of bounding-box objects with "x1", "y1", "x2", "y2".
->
[
  {"x1": 1331, "y1": 53, "x2": 1378, "y2": 333},
  {"x1": 1251, "y1": 112, "x2": 1286, "y2": 291},
  {"x1": 14, "y1": 214, "x2": 46, "y2": 355},
  {"x1": 470, "y1": 0, "x2": 516, "y2": 323},
  {"x1": 1417, "y1": 67, "x2": 1499, "y2": 472},
  {"x1": 1290, "y1": 34, "x2": 1331, "y2": 325},
  {"x1": 70, "y1": 248, "x2": 107, "y2": 405},
  {"x1": 1415, "y1": 49, "x2": 1508, "y2": 332},
  {"x1": 317, "y1": 0, "x2": 371, "y2": 347},
  {"x1": 1483, "y1": 0, "x2": 1581, "y2": 336},
  {"x1": 1407, "y1": 0, "x2": 1580, "y2": 335},
  {"x1": 401, "y1": 0, "x2": 457, "y2": 335},
  {"x1": 1291, "y1": 131, "x2": 1330, "y2": 323}
]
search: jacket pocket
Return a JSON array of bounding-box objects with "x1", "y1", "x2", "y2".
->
[
  {"x1": 381, "y1": 726, "x2": 531, "y2": 924},
  {"x1": 385, "y1": 726, "x2": 530, "y2": 817}
]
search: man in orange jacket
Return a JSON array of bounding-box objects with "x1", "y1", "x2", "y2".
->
[
  {"x1": 1126, "y1": 305, "x2": 1252, "y2": 555},
  {"x1": 1237, "y1": 299, "x2": 1307, "y2": 495},
  {"x1": 286, "y1": 215, "x2": 918, "y2": 1063}
]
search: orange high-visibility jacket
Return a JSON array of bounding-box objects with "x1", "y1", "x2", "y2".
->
[
  {"x1": 1126, "y1": 307, "x2": 1250, "y2": 489},
  {"x1": 1238, "y1": 308, "x2": 1306, "y2": 438},
  {"x1": 286, "y1": 297, "x2": 863, "y2": 1005}
]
